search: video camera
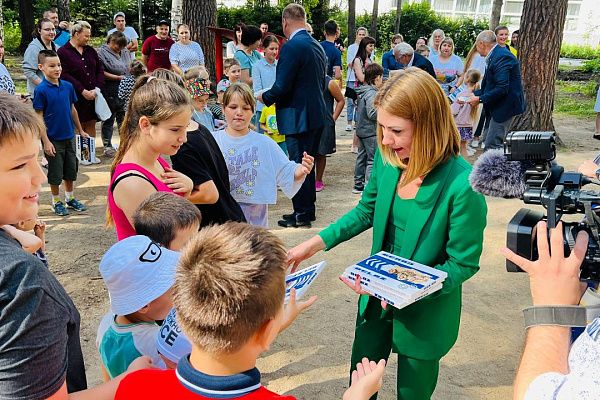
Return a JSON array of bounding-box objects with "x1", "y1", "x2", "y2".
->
[{"x1": 505, "y1": 131, "x2": 600, "y2": 281}]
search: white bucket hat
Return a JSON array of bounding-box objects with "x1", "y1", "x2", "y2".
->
[
  {"x1": 157, "y1": 308, "x2": 192, "y2": 363},
  {"x1": 99, "y1": 235, "x2": 180, "y2": 315}
]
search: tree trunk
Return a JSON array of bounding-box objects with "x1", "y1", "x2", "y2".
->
[
  {"x1": 489, "y1": 0, "x2": 503, "y2": 30},
  {"x1": 511, "y1": 0, "x2": 568, "y2": 134},
  {"x1": 182, "y1": 0, "x2": 217, "y2": 81},
  {"x1": 348, "y1": 0, "x2": 356, "y2": 45},
  {"x1": 57, "y1": 0, "x2": 71, "y2": 22},
  {"x1": 0, "y1": 0, "x2": 4, "y2": 58},
  {"x1": 18, "y1": 0, "x2": 35, "y2": 53},
  {"x1": 394, "y1": 0, "x2": 402, "y2": 34},
  {"x1": 370, "y1": 0, "x2": 379, "y2": 43},
  {"x1": 171, "y1": 0, "x2": 183, "y2": 36}
]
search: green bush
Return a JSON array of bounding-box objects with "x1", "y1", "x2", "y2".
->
[
  {"x1": 582, "y1": 58, "x2": 600, "y2": 73},
  {"x1": 353, "y1": 3, "x2": 486, "y2": 57},
  {"x1": 2, "y1": 22, "x2": 22, "y2": 55},
  {"x1": 560, "y1": 44, "x2": 600, "y2": 60}
]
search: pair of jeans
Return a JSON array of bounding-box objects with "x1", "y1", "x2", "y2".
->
[
  {"x1": 483, "y1": 116, "x2": 514, "y2": 151},
  {"x1": 346, "y1": 80, "x2": 356, "y2": 123},
  {"x1": 285, "y1": 128, "x2": 322, "y2": 221},
  {"x1": 354, "y1": 136, "x2": 377, "y2": 189}
]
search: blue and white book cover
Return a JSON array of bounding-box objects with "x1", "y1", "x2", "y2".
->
[
  {"x1": 285, "y1": 261, "x2": 326, "y2": 303},
  {"x1": 349, "y1": 251, "x2": 446, "y2": 293}
]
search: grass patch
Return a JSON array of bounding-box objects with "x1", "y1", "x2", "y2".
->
[
  {"x1": 14, "y1": 80, "x2": 27, "y2": 95},
  {"x1": 554, "y1": 80, "x2": 597, "y2": 118}
]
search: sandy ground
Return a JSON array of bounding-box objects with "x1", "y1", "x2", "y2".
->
[{"x1": 40, "y1": 113, "x2": 600, "y2": 399}]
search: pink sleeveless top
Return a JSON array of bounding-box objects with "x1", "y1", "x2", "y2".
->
[{"x1": 108, "y1": 157, "x2": 177, "y2": 240}]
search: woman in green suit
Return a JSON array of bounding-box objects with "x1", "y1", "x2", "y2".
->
[{"x1": 288, "y1": 68, "x2": 487, "y2": 400}]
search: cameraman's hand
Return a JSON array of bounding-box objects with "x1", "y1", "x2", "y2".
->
[
  {"x1": 578, "y1": 160, "x2": 599, "y2": 179},
  {"x1": 501, "y1": 221, "x2": 588, "y2": 306}
]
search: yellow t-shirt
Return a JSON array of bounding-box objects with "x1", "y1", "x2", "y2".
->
[{"x1": 259, "y1": 105, "x2": 285, "y2": 144}]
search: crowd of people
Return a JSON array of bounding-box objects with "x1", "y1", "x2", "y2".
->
[{"x1": 3, "y1": 3, "x2": 595, "y2": 400}]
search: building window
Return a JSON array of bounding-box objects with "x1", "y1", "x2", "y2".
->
[
  {"x1": 456, "y1": 0, "x2": 477, "y2": 12},
  {"x1": 478, "y1": 0, "x2": 492, "y2": 14},
  {"x1": 431, "y1": 0, "x2": 454, "y2": 11},
  {"x1": 504, "y1": 0, "x2": 524, "y2": 14},
  {"x1": 567, "y1": 2, "x2": 581, "y2": 17},
  {"x1": 565, "y1": 18, "x2": 579, "y2": 32}
]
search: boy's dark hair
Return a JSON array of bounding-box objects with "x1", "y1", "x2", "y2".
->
[
  {"x1": 416, "y1": 44, "x2": 430, "y2": 55},
  {"x1": 38, "y1": 49, "x2": 59, "y2": 65},
  {"x1": 365, "y1": 63, "x2": 384, "y2": 85},
  {"x1": 133, "y1": 192, "x2": 201, "y2": 248},
  {"x1": 324, "y1": 19, "x2": 338, "y2": 36},
  {"x1": 240, "y1": 25, "x2": 262, "y2": 47},
  {"x1": 261, "y1": 34, "x2": 278, "y2": 50},
  {"x1": 494, "y1": 25, "x2": 509, "y2": 34},
  {"x1": 174, "y1": 222, "x2": 287, "y2": 353}
]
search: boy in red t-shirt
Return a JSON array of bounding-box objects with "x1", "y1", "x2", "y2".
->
[
  {"x1": 141, "y1": 20, "x2": 174, "y2": 72},
  {"x1": 115, "y1": 222, "x2": 386, "y2": 400}
]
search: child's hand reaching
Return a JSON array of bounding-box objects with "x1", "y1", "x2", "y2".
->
[
  {"x1": 278, "y1": 288, "x2": 318, "y2": 334},
  {"x1": 294, "y1": 152, "x2": 314, "y2": 180},
  {"x1": 34, "y1": 220, "x2": 46, "y2": 250},
  {"x1": 343, "y1": 358, "x2": 387, "y2": 400}
]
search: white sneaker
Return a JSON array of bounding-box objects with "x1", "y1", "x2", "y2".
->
[
  {"x1": 79, "y1": 159, "x2": 91, "y2": 166},
  {"x1": 480, "y1": 142, "x2": 485, "y2": 149},
  {"x1": 91, "y1": 156, "x2": 102, "y2": 164},
  {"x1": 103, "y1": 146, "x2": 116, "y2": 157},
  {"x1": 470, "y1": 139, "x2": 479, "y2": 148},
  {"x1": 345, "y1": 124, "x2": 352, "y2": 132}
]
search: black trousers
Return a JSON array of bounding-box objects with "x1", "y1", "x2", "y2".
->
[{"x1": 285, "y1": 128, "x2": 322, "y2": 222}]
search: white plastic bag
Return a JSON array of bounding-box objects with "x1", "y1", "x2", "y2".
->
[{"x1": 94, "y1": 88, "x2": 112, "y2": 121}]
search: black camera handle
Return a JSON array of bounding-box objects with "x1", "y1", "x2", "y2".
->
[
  {"x1": 584, "y1": 201, "x2": 600, "y2": 245},
  {"x1": 546, "y1": 184, "x2": 564, "y2": 229}
]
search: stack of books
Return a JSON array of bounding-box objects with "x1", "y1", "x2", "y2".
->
[
  {"x1": 342, "y1": 251, "x2": 447, "y2": 309},
  {"x1": 285, "y1": 261, "x2": 326, "y2": 303}
]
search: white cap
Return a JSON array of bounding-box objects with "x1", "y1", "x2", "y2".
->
[
  {"x1": 99, "y1": 235, "x2": 179, "y2": 315},
  {"x1": 157, "y1": 308, "x2": 192, "y2": 363}
]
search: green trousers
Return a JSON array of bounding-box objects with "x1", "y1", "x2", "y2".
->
[{"x1": 350, "y1": 297, "x2": 440, "y2": 400}]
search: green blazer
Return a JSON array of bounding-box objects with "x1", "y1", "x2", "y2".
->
[{"x1": 320, "y1": 151, "x2": 487, "y2": 360}]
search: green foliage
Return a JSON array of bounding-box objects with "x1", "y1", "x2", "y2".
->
[
  {"x1": 217, "y1": 4, "x2": 284, "y2": 36},
  {"x1": 560, "y1": 44, "x2": 600, "y2": 60},
  {"x1": 582, "y1": 59, "x2": 600, "y2": 73},
  {"x1": 554, "y1": 80, "x2": 598, "y2": 118},
  {"x1": 2, "y1": 22, "x2": 22, "y2": 55},
  {"x1": 345, "y1": 3, "x2": 487, "y2": 57}
]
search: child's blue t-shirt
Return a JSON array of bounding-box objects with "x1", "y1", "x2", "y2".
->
[
  {"x1": 32, "y1": 79, "x2": 78, "y2": 141},
  {"x1": 96, "y1": 313, "x2": 165, "y2": 378}
]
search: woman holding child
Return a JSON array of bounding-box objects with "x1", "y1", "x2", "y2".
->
[{"x1": 289, "y1": 68, "x2": 487, "y2": 400}]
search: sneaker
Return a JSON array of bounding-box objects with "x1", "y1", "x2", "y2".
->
[
  {"x1": 480, "y1": 142, "x2": 485, "y2": 149},
  {"x1": 103, "y1": 146, "x2": 116, "y2": 157},
  {"x1": 315, "y1": 181, "x2": 325, "y2": 192},
  {"x1": 352, "y1": 186, "x2": 363, "y2": 194},
  {"x1": 91, "y1": 156, "x2": 102, "y2": 164},
  {"x1": 350, "y1": 146, "x2": 358, "y2": 154},
  {"x1": 79, "y1": 159, "x2": 92, "y2": 166},
  {"x1": 470, "y1": 139, "x2": 479, "y2": 148},
  {"x1": 66, "y1": 198, "x2": 87, "y2": 212},
  {"x1": 41, "y1": 157, "x2": 48, "y2": 169},
  {"x1": 52, "y1": 201, "x2": 69, "y2": 216},
  {"x1": 345, "y1": 124, "x2": 352, "y2": 132}
]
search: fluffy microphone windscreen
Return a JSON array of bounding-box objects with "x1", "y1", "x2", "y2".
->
[{"x1": 469, "y1": 149, "x2": 527, "y2": 198}]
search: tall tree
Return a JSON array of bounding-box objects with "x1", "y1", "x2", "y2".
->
[
  {"x1": 18, "y1": 0, "x2": 35, "y2": 53},
  {"x1": 0, "y1": 0, "x2": 4, "y2": 53},
  {"x1": 489, "y1": 0, "x2": 503, "y2": 30},
  {"x1": 182, "y1": 0, "x2": 217, "y2": 81},
  {"x1": 348, "y1": 0, "x2": 356, "y2": 44},
  {"x1": 511, "y1": 0, "x2": 568, "y2": 133},
  {"x1": 370, "y1": 0, "x2": 379, "y2": 43},
  {"x1": 394, "y1": 0, "x2": 402, "y2": 35},
  {"x1": 57, "y1": 0, "x2": 71, "y2": 22}
]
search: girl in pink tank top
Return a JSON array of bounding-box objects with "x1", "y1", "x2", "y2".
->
[{"x1": 107, "y1": 77, "x2": 194, "y2": 240}]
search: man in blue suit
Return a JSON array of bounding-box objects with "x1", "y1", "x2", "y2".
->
[
  {"x1": 259, "y1": 3, "x2": 327, "y2": 228},
  {"x1": 469, "y1": 30, "x2": 525, "y2": 150}
]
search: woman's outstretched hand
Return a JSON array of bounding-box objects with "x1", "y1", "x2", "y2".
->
[{"x1": 287, "y1": 235, "x2": 326, "y2": 272}]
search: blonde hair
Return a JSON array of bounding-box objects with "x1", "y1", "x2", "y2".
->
[
  {"x1": 222, "y1": 82, "x2": 256, "y2": 113},
  {"x1": 463, "y1": 69, "x2": 482, "y2": 120},
  {"x1": 439, "y1": 37, "x2": 455, "y2": 54},
  {"x1": 0, "y1": 94, "x2": 44, "y2": 147},
  {"x1": 106, "y1": 76, "x2": 193, "y2": 226},
  {"x1": 70, "y1": 20, "x2": 91, "y2": 36},
  {"x1": 375, "y1": 67, "x2": 460, "y2": 185},
  {"x1": 184, "y1": 65, "x2": 209, "y2": 81},
  {"x1": 174, "y1": 222, "x2": 287, "y2": 353},
  {"x1": 223, "y1": 58, "x2": 240, "y2": 71}
]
